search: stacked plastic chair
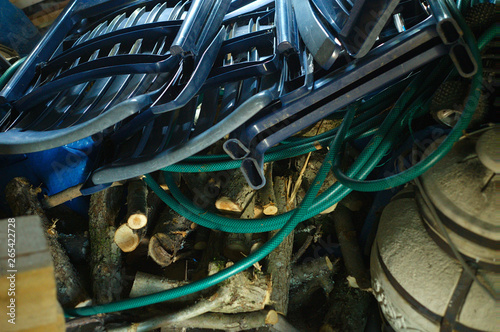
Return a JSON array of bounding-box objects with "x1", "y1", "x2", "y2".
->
[{"x1": 0, "y1": 0, "x2": 477, "y2": 192}]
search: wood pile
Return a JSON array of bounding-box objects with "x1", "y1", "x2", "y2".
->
[{"x1": 2, "y1": 123, "x2": 373, "y2": 331}]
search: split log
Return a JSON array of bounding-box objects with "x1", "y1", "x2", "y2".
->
[
  {"x1": 148, "y1": 208, "x2": 192, "y2": 267},
  {"x1": 129, "y1": 272, "x2": 190, "y2": 299},
  {"x1": 215, "y1": 170, "x2": 255, "y2": 214},
  {"x1": 116, "y1": 266, "x2": 272, "y2": 332},
  {"x1": 216, "y1": 267, "x2": 272, "y2": 312},
  {"x1": 109, "y1": 310, "x2": 295, "y2": 332},
  {"x1": 89, "y1": 186, "x2": 124, "y2": 304},
  {"x1": 126, "y1": 180, "x2": 148, "y2": 230},
  {"x1": 266, "y1": 176, "x2": 294, "y2": 315},
  {"x1": 257, "y1": 163, "x2": 278, "y2": 215},
  {"x1": 129, "y1": 271, "x2": 215, "y2": 308},
  {"x1": 332, "y1": 205, "x2": 371, "y2": 290},
  {"x1": 5, "y1": 177, "x2": 90, "y2": 308}
]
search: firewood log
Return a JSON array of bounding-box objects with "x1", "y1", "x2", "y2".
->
[{"x1": 6, "y1": 177, "x2": 90, "y2": 307}]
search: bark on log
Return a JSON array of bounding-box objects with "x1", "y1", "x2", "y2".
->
[
  {"x1": 146, "y1": 186, "x2": 166, "y2": 226},
  {"x1": 193, "y1": 230, "x2": 225, "y2": 280},
  {"x1": 223, "y1": 194, "x2": 255, "y2": 262},
  {"x1": 193, "y1": 225, "x2": 210, "y2": 250},
  {"x1": 289, "y1": 256, "x2": 338, "y2": 310},
  {"x1": 332, "y1": 205, "x2": 371, "y2": 290},
  {"x1": 115, "y1": 180, "x2": 161, "y2": 253},
  {"x1": 111, "y1": 265, "x2": 273, "y2": 331},
  {"x1": 89, "y1": 186, "x2": 124, "y2": 304},
  {"x1": 215, "y1": 170, "x2": 255, "y2": 214},
  {"x1": 126, "y1": 180, "x2": 148, "y2": 229},
  {"x1": 257, "y1": 163, "x2": 278, "y2": 215},
  {"x1": 109, "y1": 310, "x2": 293, "y2": 332},
  {"x1": 266, "y1": 175, "x2": 294, "y2": 315},
  {"x1": 58, "y1": 233, "x2": 89, "y2": 264},
  {"x1": 5, "y1": 177, "x2": 90, "y2": 307},
  {"x1": 273, "y1": 176, "x2": 288, "y2": 211},
  {"x1": 148, "y1": 207, "x2": 192, "y2": 267},
  {"x1": 129, "y1": 272, "x2": 190, "y2": 298},
  {"x1": 295, "y1": 119, "x2": 342, "y2": 138},
  {"x1": 294, "y1": 152, "x2": 337, "y2": 213}
]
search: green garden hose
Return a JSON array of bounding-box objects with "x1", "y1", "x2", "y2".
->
[
  {"x1": 64, "y1": 88, "x2": 436, "y2": 316},
  {"x1": 64, "y1": 0, "x2": 488, "y2": 318},
  {"x1": 0, "y1": 57, "x2": 25, "y2": 90},
  {"x1": 65, "y1": 104, "x2": 357, "y2": 317},
  {"x1": 161, "y1": 100, "x2": 392, "y2": 173},
  {"x1": 477, "y1": 24, "x2": 499, "y2": 51},
  {"x1": 152, "y1": 80, "x2": 436, "y2": 234},
  {"x1": 330, "y1": 0, "x2": 486, "y2": 192}
]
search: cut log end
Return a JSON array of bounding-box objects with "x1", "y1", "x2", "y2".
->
[
  {"x1": 114, "y1": 224, "x2": 140, "y2": 252},
  {"x1": 148, "y1": 235, "x2": 174, "y2": 267},
  {"x1": 127, "y1": 213, "x2": 147, "y2": 229},
  {"x1": 265, "y1": 309, "x2": 279, "y2": 325},
  {"x1": 320, "y1": 202, "x2": 338, "y2": 215},
  {"x1": 215, "y1": 196, "x2": 242, "y2": 213},
  {"x1": 263, "y1": 203, "x2": 278, "y2": 216}
]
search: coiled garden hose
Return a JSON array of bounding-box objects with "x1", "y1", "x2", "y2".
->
[
  {"x1": 330, "y1": 0, "x2": 487, "y2": 192},
  {"x1": 65, "y1": 0, "x2": 489, "y2": 318},
  {"x1": 65, "y1": 103, "x2": 358, "y2": 317},
  {"x1": 150, "y1": 72, "x2": 439, "y2": 234},
  {"x1": 477, "y1": 24, "x2": 499, "y2": 51},
  {"x1": 0, "y1": 57, "x2": 26, "y2": 90}
]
